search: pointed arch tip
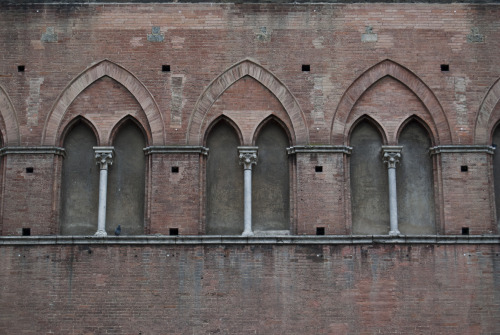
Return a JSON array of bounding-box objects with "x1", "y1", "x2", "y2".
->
[
  {"x1": 60, "y1": 116, "x2": 100, "y2": 147},
  {"x1": 43, "y1": 60, "x2": 165, "y2": 146},
  {"x1": 188, "y1": 59, "x2": 309, "y2": 146},
  {"x1": 109, "y1": 114, "x2": 151, "y2": 146},
  {"x1": 252, "y1": 115, "x2": 293, "y2": 146},
  {"x1": 396, "y1": 115, "x2": 436, "y2": 146},
  {"x1": 331, "y1": 59, "x2": 451, "y2": 145},
  {"x1": 348, "y1": 115, "x2": 388, "y2": 146},
  {"x1": 204, "y1": 115, "x2": 244, "y2": 146}
]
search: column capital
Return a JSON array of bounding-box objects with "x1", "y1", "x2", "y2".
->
[
  {"x1": 238, "y1": 146, "x2": 258, "y2": 170},
  {"x1": 94, "y1": 147, "x2": 114, "y2": 170},
  {"x1": 381, "y1": 146, "x2": 403, "y2": 169}
]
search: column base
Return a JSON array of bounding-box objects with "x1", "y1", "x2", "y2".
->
[
  {"x1": 389, "y1": 230, "x2": 401, "y2": 236},
  {"x1": 94, "y1": 230, "x2": 107, "y2": 237},
  {"x1": 242, "y1": 231, "x2": 254, "y2": 237}
]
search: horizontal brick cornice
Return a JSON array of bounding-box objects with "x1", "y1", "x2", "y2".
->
[
  {"x1": 429, "y1": 145, "x2": 495, "y2": 155},
  {"x1": 0, "y1": 146, "x2": 65, "y2": 156},
  {"x1": 287, "y1": 145, "x2": 352, "y2": 155},
  {"x1": 144, "y1": 146, "x2": 209, "y2": 155},
  {"x1": 1, "y1": 235, "x2": 499, "y2": 245}
]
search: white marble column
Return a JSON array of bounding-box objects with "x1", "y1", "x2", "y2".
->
[
  {"x1": 382, "y1": 146, "x2": 403, "y2": 236},
  {"x1": 238, "y1": 147, "x2": 258, "y2": 237},
  {"x1": 94, "y1": 147, "x2": 114, "y2": 237}
]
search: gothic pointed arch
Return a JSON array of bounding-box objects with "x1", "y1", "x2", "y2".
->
[
  {"x1": 59, "y1": 115, "x2": 100, "y2": 146},
  {"x1": 331, "y1": 59, "x2": 451, "y2": 145},
  {"x1": 347, "y1": 115, "x2": 388, "y2": 146},
  {"x1": 252, "y1": 115, "x2": 292, "y2": 147},
  {"x1": 109, "y1": 114, "x2": 149, "y2": 146},
  {"x1": 252, "y1": 116, "x2": 291, "y2": 232},
  {"x1": 188, "y1": 59, "x2": 308, "y2": 145},
  {"x1": 42, "y1": 60, "x2": 164, "y2": 146},
  {"x1": 396, "y1": 114, "x2": 436, "y2": 146},
  {"x1": 475, "y1": 77, "x2": 500, "y2": 144},
  {"x1": 203, "y1": 115, "x2": 243, "y2": 147},
  {"x1": 0, "y1": 85, "x2": 20, "y2": 145}
]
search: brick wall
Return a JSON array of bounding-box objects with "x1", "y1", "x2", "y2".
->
[
  {"x1": 0, "y1": 3, "x2": 499, "y2": 235},
  {"x1": 0, "y1": 242, "x2": 498, "y2": 334}
]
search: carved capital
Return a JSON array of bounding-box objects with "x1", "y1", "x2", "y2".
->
[
  {"x1": 94, "y1": 147, "x2": 114, "y2": 170},
  {"x1": 381, "y1": 146, "x2": 403, "y2": 169},
  {"x1": 238, "y1": 146, "x2": 258, "y2": 170}
]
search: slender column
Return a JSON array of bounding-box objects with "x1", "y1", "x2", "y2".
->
[
  {"x1": 382, "y1": 146, "x2": 403, "y2": 236},
  {"x1": 238, "y1": 147, "x2": 258, "y2": 237},
  {"x1": 94, "y1": 147, "x2": 114, "y2": 237}
]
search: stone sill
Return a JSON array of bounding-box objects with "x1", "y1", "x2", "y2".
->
[{"x1": 1, "y1": 235, "x2": 499, "y2": 245}]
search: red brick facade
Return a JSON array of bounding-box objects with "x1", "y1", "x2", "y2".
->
[{"x1": 1, "y1": 1, "x2": 500, "y2": 333}]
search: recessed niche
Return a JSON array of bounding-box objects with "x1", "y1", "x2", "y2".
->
[
  {"x1": 302, "y1": 64, "x2": 310, "y2": 72},
  {"x1": 18, "y1": 65, "x2": 25, "y2": 72},
  {"x1": 440, "y1": 64, "x2": 449, "y2": 72},
  {"x1": 26, "y1": 167, "x2": 34, "y2": 173},
  {"x1": 461, "y1": 165, "x2": 468, "y2": 172},
  {"x1": 169, "y1": 228, "x2": 179, "y2": 236},
  {"x1": 22, "y1": 228, "x2": 31, "y2": 236},
  {"x1": 162, "y1": 65, "x2": 170, "y2": 72},
  {"x1": 316, "y1": 227, "x2": 325, "y2": 235},
  {"x1": 171, "y1": 166, "x2": 179, "y2": 173},
  {"x1": 462, "y1": 227, "x2": 469, "y2": 235},
  {"x1": 315, "y1": 166, "x2": 323, "y2": 173}
]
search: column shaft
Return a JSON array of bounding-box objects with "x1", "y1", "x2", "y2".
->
[
  {"x1": 382, "y1": 146, "x2": 402, "y2": 236},
  {"x1": 238, "y1": 147, "x2": 258, "y2": 237},
  {"x1": 94, "y1": 147, "x2": 114, "y2": 237}
]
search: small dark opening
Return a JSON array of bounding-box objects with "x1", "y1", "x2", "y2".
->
[
  {"x1": 17, "y1": 65, "x2": 25, "y2": 72},
  {"x1": 171, "y1": 166, "x2": 179, "y2": 173},
  {"x1": 302, "y1": 64, "x2": 310, "y2": 72},
  {"x1": 461, "y1": 165, "x2": 468, "y2": 172},
  {"x1": 462, "y1": 227, "x2": 469, "y2": 235},
  {"x1": 315, "y1": 166, "x2": 323, "y2": 173},
  {"x1": 169, "y1": 228, "x2": 179, "y2": 236},
  {"x1": 440, "y1": 64, "x2": 449, "y2": 72},
  {"x1": 316, "y1": 227, "x2": 325, "y2": 235},
  {"x1": 162, "y1": 65, "x2": 170, "y2": 72},
  {"x1": 26, "y1": 167, "x2": 34, "y2": 173},
  {"x1": 22, "y1": 228, "x2": 31, "y2": 236}
]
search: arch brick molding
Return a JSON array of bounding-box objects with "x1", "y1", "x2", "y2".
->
[
  {"x1": 475, "y1": 77, "x2": 500, "y2": 144},
  {"x1": 0, "y1": 85, "x2": 20, "y2": 145},
  {"x1": 331, "y1": 59, "x2": 452, "y2": 145},
  {"x1": 187, "y1": 59, "x2": 308, "y2": 145},
  {"x1": 42, "y1": 60, "x2": 165, "y2": 146}
]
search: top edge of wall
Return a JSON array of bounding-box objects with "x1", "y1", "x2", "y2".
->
[{"x1": 2, "y1": 0, "x2": 499, "y2": 5}]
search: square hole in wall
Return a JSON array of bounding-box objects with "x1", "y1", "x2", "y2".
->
[
  {"x1": 26, "y1": 167, "x2": 34, "y2": 173},
  {"x1": 461, "y1": 165, "x2": 468, "y2": 172},
  {"x1": 315, "y1": 166, "x2": 323, "y2": 173},
  {"x1": 316, "y1": 227, "x2": 325, "y2": 235},
  {"x1": 22, "y1": 228, "x2": 31, "y2": 236},
  {"x1": 169, "y1": 228, "x2": 179, "y2": 236},
  {"x1": 162, "y1": 65, "x2": 171, "y2": 72},
  {"x1": 17, "y1": 65, "x2": 25, "y2": 72},
  {"x1": 440, "y1": 64, "x2": 449, "y2": 72},
  {"x1": 462, "y1": 227, "x2": 469, "y2": 235},
  {"x1": 171, "y1": 166, "x2": 179, "y2": 173},
  {"x1": 302, "y1": 64, "x2": 310, "y2": 72}
]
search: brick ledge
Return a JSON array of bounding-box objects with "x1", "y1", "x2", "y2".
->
[{"x1": 0, "y1": 235, "x2": 499, "y2": 245}]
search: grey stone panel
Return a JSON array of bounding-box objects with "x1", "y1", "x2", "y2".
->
[
  {"x1": 107, "y1": 122, "x2": 146, "y2": 235},
  {"x1": 253, "y1": 121, "x2": 290, "y2": 231},
  {"x1": 397, "y1": 121, "x2": 436, "y2": 234},
  {"x1": 206, "y1": 121, "x2": 243, "y2": 234},
  {"x1": 350, "y1": 121, "x2": 389, "y2": 234},
  {"x1": 60, "y1": 123, "x2": 99, "y2": 235}
]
